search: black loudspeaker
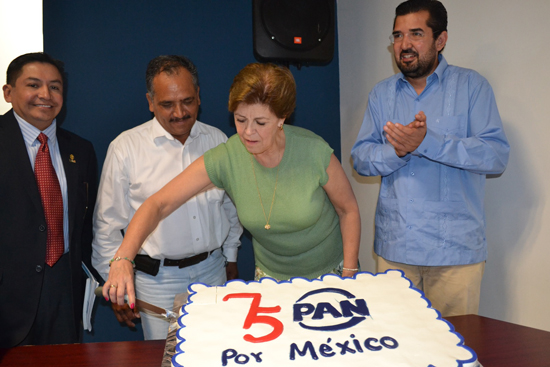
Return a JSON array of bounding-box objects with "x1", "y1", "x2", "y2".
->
[{"x1": 253, "y1": 0, "x2": 335, "y2": 67}]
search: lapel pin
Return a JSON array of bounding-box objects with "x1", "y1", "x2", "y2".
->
[{"x1": 69, "y1": 154, "x2": 76, "y2": 163}]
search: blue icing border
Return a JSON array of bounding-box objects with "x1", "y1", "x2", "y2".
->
[
  {"x1": 379, "y1": 270, "x2": 478, "y2": 366},
  {"x1": 171, "y1": 270, "x2": 477, "y2": 367}
]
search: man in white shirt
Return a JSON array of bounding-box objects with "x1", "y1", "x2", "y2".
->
[{"x1": 92, "y1": 55, "x2": 242, "y2": 340}]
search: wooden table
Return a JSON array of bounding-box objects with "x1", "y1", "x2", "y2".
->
[
  {"x1": 448, "y1": 315, "x2": 550, "y2": 366},
  {"x1": 0, "y1": 339, "x2": 166, "y2": 367},
  {"x1": 1, "y1": 315, "x2": 549, "y2": 366}
]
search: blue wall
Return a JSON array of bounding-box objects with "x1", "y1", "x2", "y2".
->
[{"x1": 43, "y1": 0, "x2": 340, "y2": 342}]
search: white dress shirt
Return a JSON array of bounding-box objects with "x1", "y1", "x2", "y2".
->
[{"x1": 92, "y1": 118, "x2": 242, "y2": 280}]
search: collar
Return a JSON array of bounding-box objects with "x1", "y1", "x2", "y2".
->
[
  {"x1": 13, "y1": 110, "x2": 58, "y2": 147},
  {"x1": 429, "y1": 54, "x2": 448, "y2": 84}
]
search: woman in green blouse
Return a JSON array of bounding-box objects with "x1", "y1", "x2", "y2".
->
[{"x1": 105, "y1": 63, "x2": 360, "y2": 307}]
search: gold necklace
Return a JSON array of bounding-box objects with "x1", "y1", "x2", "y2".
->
[{"x1": 250, "y1": 154, "x2": 279, "y2": 230}]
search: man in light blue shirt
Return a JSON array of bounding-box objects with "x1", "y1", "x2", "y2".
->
[{"x1": 351, "y1": 0, "x2": 509, "y2": 316}]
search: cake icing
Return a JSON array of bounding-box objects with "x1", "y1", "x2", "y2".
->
[{"x1": 172, "y1": 270, "x2": 478, "y2": 367}]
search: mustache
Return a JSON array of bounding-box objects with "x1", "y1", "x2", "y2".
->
[
  {"x1": 170, "y1": 115, "x2": 191, "y2": 123},
  {"x1": 400, "y1": 49, "x2": 418, "y2": 57}
]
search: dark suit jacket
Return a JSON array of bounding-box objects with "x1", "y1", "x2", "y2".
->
[{"x1": 0, "y1": 109, "x2": 98, "y2": 348}]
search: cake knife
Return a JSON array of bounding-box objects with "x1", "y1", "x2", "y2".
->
[{"x1": 95, "y1": 286, "x2": 178, "y2": 321}]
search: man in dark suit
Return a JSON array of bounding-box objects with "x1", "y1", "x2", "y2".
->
[{"x1": 0, "y1": 52, "x2": 98, "y2": 347}]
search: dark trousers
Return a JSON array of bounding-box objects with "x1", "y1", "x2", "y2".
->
[{"x1": 19, "y1": 253, "x2": 78, "y2": 346}]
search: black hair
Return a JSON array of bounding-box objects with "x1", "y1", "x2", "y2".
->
[
  {"x1": 6, "y1": 52, "x2": 65, "y2": 86},
  {"x1": 394, "y1": 0, "x2": 447, "y2": 39},
  {"x1": 145, "y1": 55, "x2": 199, "y2": 96}
]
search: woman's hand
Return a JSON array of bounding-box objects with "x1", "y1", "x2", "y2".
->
[{"x1": 102, "y1": 257, "x2": 137, "y2": 310}]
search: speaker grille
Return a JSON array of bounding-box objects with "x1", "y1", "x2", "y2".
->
[
  {"x1": 261, "y1": 0, "x2": 331, "y2": 51},
  {"x1": 253, "y1": 0, "x2": 335, "y2": 65}
]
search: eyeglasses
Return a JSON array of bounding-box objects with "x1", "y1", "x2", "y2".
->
[{"x1": 390, "y1": 31, "x2": 426, "y2": 44}]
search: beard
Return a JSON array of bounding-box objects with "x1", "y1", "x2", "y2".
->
[{"x1": 395, "y1": 43, "x2": 438, "y2": 79}]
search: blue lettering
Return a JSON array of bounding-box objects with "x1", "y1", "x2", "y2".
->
[
  {"x1": 312, "y1": 302, "x2": 342, "y2": 320},
  {"x1": 335, "y1": 340, "x2": 356, "y2": 355},
  {"x1": 319, "y1": 338, "x2": 335, "y2": 357},
  {"x1": 295, "y1": 288, "x2": 357, "y2": 302},
  {"x1": 364, "y1": 338, "x2": 382, "y2": 351},
  {"x1": 222, "y1": 349, "x2": 238, "y2": 366},
  {"x1": 298, "y1": 316, "x2": 365, "y2": 331},
  {"x1": 222, "y1": 349, "x2": 264, "y2": 365},
  {"x1": 290, "y1": 341, "x2": 319, "y2": 360},
  {"x1": 293, "y1": 303, "x2": 315, "y2": 322},
  {"x1": 340, "y1": 299, "x2": 370, "y2": 317},
  {"x1": 350, "y1": 334, "x2": 364, "y2": 353},
  {"x1": 235, "y1": 354, "x2": 249, "y2": 365},
  {"x1": 250, "y1": 352, "x2": 263, "y2": 362},
  {"x1": 380, "y1": 336, "x2": 399, "y2": 349},
  {"x1": 294, "y1": 289, "x2": 370, "y2": 331}
]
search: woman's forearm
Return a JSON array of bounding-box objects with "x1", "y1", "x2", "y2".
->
[
  {"x1": 103, "y1": 156, "x2": 215, "y2": 305},
  {"x1": 339, "y1": 209, "x2": 361, "y2": 270},
  {"x1": 114, "y1": 197, "x2": 164, "y2": 259}
]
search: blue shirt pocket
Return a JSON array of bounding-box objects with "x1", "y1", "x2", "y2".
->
[{"x1": 429, "y1": 115, "x2": 467, "y2": 138}]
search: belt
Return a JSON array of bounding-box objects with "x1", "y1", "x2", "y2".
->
[{"x1": 163, "y1": 250, "x2": 215, "y2": 269}]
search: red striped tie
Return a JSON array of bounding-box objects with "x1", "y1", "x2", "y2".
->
[{"x1": 35, "y1": 133, "x2": 64, "y2": 266}]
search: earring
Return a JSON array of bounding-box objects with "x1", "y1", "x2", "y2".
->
[{"x1": 279, "y1": 124, "x2": 284, "y2": 130}]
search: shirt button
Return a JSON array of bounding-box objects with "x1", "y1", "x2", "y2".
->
[
  {"x1": 196, "y1": 238, "x2": 200, "y2": 241},
  {"x1": 193, "y1": 216, "x2": 196, "y2": 219},
  {"x1": 407, "y1": 226, "x2": 412, "y2": 230},
  {"x1": 409, "y1": 199, "x2": 414, "y2": 203},
  {"x1": 39, "y1": 225, "x2": 46, "y2": 231},
  {"x1": 36, "y1": 265, "x2": 43, "y2": 272},
  {"x1": 410, "y1": 172, "x2": 415, "y2": 176}
]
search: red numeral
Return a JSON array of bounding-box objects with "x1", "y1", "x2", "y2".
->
[{"x1": 223, "y1": 293, "x2": 283, "y2": 343}]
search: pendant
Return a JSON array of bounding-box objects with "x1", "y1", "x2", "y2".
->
[{"x1": 265, "y1": 224, "x2": 271, "y2": 230}]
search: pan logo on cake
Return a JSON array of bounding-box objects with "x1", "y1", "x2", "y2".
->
[{"x1": 293, "y1": 287, "x2": 370, "y2": 331}]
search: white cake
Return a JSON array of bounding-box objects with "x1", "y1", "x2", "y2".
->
[{"x1": 172, "y1": 270, "x2": 479, "y2": 367}]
